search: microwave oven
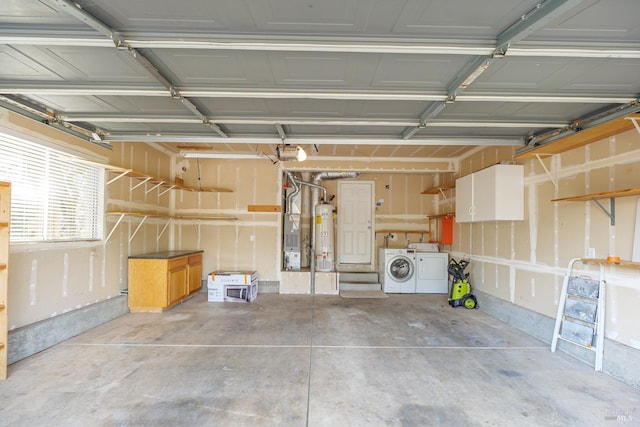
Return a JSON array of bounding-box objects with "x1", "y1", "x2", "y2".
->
[{"x1": 224, "y1": 284, "x2": 248, "y2": 302}]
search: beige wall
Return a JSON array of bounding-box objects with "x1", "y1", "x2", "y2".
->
[
  {"x1": 4, "y1": 103, "x2": 639, "y2": 355},
  {"x1": 1, "y1": 109, "x2": 116, "y2": 328},
  {"x1": 453, "y1": 130, "x2": 640, "y2": 351}
]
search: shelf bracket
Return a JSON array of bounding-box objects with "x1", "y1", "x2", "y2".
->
[
  {"x1": 104, "y1": 213, "x2": 125, "y2": 243},
  {"x1": 157, "y1": 218, "x2": 173, "y2": 241},
  {"x1": 106, "y1": 170, "x2": 131, "y2": 186},
  {"x1": 159, "y1": 185, "x2": 176, "y2": 196},
  {"x1": 592, "y1": 197, "x2": 615, "y2": 225},
  {"x1": 626, "y1": 117, "x2": 640, "y2": 134},
  {"x1": 131, "y1": 177, "x2": 152, "y2": 191},
  {"x1": 145, "y1": 181, "x2": 164, "y2": 194},
  {"x1": 535, "y1": 154, "x2": 558, "y2": 191},
  {"x1": 438, "y1": 188, "x2": 454, "y2": 210},
  {"x1": 129, "y1": 216, "x2": 149, "y2": 242}
]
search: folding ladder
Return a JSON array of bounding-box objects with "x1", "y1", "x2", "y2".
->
[{"x1": 551, "y1": 258, "x2": 606, "y2": 371}]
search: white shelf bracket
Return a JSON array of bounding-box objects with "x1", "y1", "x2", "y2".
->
[
  {"x1": 159, "y1": 185, "x2": 176, "y2": 196},
  {"x1": 438, "y1": 188, "x2": 454, "y2": 210},
  {"x1": 625, "y1": 117, "x2": 640, "y2": 134},
  {"x1": 129, "y1": 216, "x2": 149, "y2": 242},
  {"x1": 157, "y1": 218, "x2": 173, "y2": 241},
  {"x1": 104, "y1": 213, "x2": 125, "y2": 243},
  {"x1": 106, "y1": 170, "x2": 131, "y2": 186},
  {"x1": 535, "y1": 154, "x2": 558, "y2": 191},
  {"x1": 145, "y1": 182, "x2": 164, "y2": 194},
  {"x1": 131, "y1": 177, "x2": 152, "y2": 191}
]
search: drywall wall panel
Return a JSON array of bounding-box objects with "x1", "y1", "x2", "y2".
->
[
  {"x1": 455, "y1": 128, "x2": 640, "y2": 353},
  {"x1": 513, "y1": 270, "x2": 558, "y2": 318}
]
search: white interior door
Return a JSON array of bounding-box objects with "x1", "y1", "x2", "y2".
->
[{"x1": 337, "y1": 181, "x2": 374, "y2": 264}]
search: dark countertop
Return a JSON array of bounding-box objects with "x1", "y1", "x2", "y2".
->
[{"x1": 129, "y1": 250, "x2": 203, "y2": 260}]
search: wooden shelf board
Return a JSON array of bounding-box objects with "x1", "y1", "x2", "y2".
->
[
  {"x1": 0, "y1": 304, "x2": 5, "y2": 310},
  {"x1": 0, "y1": 264, "x2": 6, "y2": 270},
  {"x1": 427, "y1": 213, "x2": 455, "y2": 219},
  {"x1": 71, "y1": 159, "x2": 232, "y2": 193},
  {"x1": 552, "y1": 187, "x2": 640, "y2": 202},
  {"x1": 516, "y1": 113, "x2": 640, "y2": 160},
  {"x1": 248, "y1": 205, "x2": 282, "y2": 213},
  {"x1": 174, "y1": 215, "x2": 238, "y2": 221},
  {"x1": 0, "y1": 223, "x2": 8, "y2": 227},
  {"x1": 106, "y1": 211, "x2": 237, "y2": 221},
  {"x1": 581, "y1": 258, "x2": 640, "y2": 269},
  {"x1": 375, "y1": 230, "x2": 430, "y2": 234},
  {"x1": 0, "y1": 182, "x2": 9, "y2": 187},
  {"x1": 421, "y1": 186, "x2": 454, "y2": 195}
]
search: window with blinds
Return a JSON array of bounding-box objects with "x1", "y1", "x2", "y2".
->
[{"x1": 0, "y1": 132, "x2": 104, "y2": 242}]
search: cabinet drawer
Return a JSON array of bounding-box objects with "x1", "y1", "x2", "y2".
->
[
  {"x1": 168, "y1": 257, "x2": 188, "y2": 270},
  {"x1": 188, "y1": 253, "x2": 202, "y2": 265}
]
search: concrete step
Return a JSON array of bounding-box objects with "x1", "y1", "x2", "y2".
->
[
  {"x1": 339, "y1": 281, "x2": 382, "y2": 291},
  {"x1": 339, "y1": 272, "x2": 379, "y2": 283}
]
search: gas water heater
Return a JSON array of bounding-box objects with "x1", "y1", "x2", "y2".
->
[{"x1": 315, "y1": 204, "x2": 335, "y2": 272}]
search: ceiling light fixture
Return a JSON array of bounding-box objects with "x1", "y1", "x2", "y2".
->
[
  {"x1": 276, "y1": 145, "x2": 307, "y2": 162},
  {"x1": 180, "y1": 150, "x2": 263, "y2": 159}
]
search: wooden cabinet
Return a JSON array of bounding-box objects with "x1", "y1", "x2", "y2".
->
[
  {"x1": 0, "y1": 182, "x2": 10, "y2": 380},
  {"x1": 455, "y1": 164, "x2": 524, "y2": 223},
  {"x1": 128, "y1": 250, "x2": 203, "y2": 313},
  {"x1": 187, "y1": 254, "x2": 203, "y2": 294}
]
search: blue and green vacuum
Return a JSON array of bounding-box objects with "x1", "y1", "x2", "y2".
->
[{"x1": 448, "y1": 258, "x2": 478, "y2": 309}]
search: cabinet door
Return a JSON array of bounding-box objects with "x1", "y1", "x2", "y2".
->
[
  {"x1": 168, "y1": 267, "x2": 187, "y2": 306},
  {"x1": 187, "y1": 254, "x2": 203, "y2": 294},
  {"x1": 455, "y1": 174, "x2": 474, "y2": 223},
  {"x1": 494, "y1": 165, "x2": 524, "y2": 221},
  {"x1": 167, "y1": 257, "x2": 188, "y2": 305},
  {"x1": 472, "y1": 166, "x2": 497, "y2": 222}
]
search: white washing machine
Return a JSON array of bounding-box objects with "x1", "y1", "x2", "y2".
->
[
  {"x1": 378, "y1": 248, "x2": 416, "y2": 293},
  {"x1": 409, "y1": 243, "x2": 449, "y2": 293}
]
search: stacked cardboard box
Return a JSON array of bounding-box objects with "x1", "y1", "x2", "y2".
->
[{"x1": 207, "y1": 271, "x2": 258, "y2": 302}]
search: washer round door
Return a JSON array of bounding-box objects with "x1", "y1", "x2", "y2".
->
[{"x1": 387, "y1": 255, "x2": 414, "y2": 282}]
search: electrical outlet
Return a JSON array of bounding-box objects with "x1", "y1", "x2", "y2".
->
[{"x1": 587, "y1": 247, "x2": 596, "y2": 258}]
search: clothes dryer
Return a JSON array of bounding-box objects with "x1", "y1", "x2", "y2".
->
[{"x1": 408, "y1": 243, "x2": 449, "y2": 293}]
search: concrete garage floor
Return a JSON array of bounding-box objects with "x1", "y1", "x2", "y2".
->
[{"x1": 1, "y1": 294, "x2": 639, "y2": 426}]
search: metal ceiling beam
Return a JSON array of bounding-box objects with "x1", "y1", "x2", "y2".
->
[
  {"x1": 99, "y1": 134, "x2": 524, "y2": 146},
  {"x1": 58, "y1": 113, "x2": 566, "y2": 129},
  {"x1": 275, "y1": 124, "x2": 287, "y2": 141},
  {"x1": 400, "y1": 0, "x2": 585, "y2": 140},
  {"x1": 42, "y1": 0, "x2": 227, "y2": 138},
  {"x1": 495, "y1": 0, "x2": 585, "y2": 55},
  {"x1": 0, "y1": 95, "x2": 111, "y2": 149},
  {"x1": 5, "y1": 34, "x2": 640, "y2": 59},
  {"x1": 521, "y1": 102, "x2": 640, "y2": 151},
  {"x1": 2, "y1": 83, "x2": 632, "y2": 104}
]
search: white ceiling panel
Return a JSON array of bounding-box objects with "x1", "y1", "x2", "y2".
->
[
  {"x1": 392, "y1": 0, "x2": 540, "y2": 38},
  {"x1": 0, "y1": 0, "x2": 638, "y2": 162},
  {"x1": 0, "y1": 46, "x2": 61, "y2": 80},
  {"x1": 532, "y1": 0, "x2": 640, "y2": 42}
]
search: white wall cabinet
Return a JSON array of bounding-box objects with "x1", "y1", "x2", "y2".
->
[{"x1": 455, "y1": 164, "x2": 524, "y2": 223}]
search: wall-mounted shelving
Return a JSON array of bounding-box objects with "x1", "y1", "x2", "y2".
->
[
  {"x1": 516, "y1": 113, "x2": 640, "y2": 160},
  {"x1": 426, "y1": 213, "x2": 455, "y2": 245},
  {"x1": 581, "y1": 258, "x2": 640, "y2": 269},
  {"x1": 420, "y1": 186, "x2": 454, "y2": 195},
  {"x1": 72, "y1": 159, "x2": 233, "y2": 194},
  {"x1": 105, "y1": 211, "x2": 238, "y2": 243},
  {"x1": 552, "y1": 187, "x2": 640, "y2": 225}
]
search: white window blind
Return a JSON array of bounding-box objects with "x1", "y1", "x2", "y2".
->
[{"x1": 0, "y1": 132, "x2": 104, "y2": 242}]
